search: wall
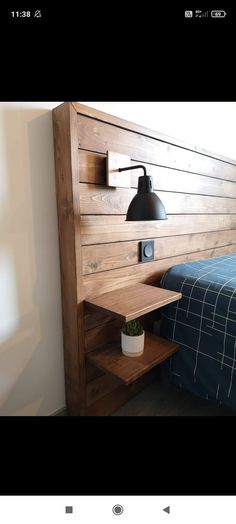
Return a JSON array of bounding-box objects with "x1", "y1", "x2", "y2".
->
[
  {"x1": 1, "y1": 101, "x2": 236, "y2": 416},
  {"x1": 0, "y1": 102, "x2": 65, "y2": 415}
]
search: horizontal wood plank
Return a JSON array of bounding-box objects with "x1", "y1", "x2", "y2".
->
[
  {"x1": 82, "y1": 245, "x2": 236, "y2": 299},
  {"x1": 85, "y1": 318, "x2": 123, "y2": 353},
  {"x1": 85, "y1": 361, "x2": 103, "y2": 382},
  {"x1": 82, "y1": 230, "x2": 236, "y2": 274},
  {"x1": 78, "y1": 115, "x2": 236, "y2": 181},
  {"x1": 84, "y1": 311, "x2": 156, "y2": 348},
  {"x1": 86, "y1": 332, "x2": 179, "y2": 385},
  {"x1": 84, "y1": 303, "x2": 115, "y2": 331},
  {"x1": 80, "y1": 214, "x2": 236, "y2": 245},
  {"x1": 79, "y1": 183, "x2": 236, "y2": 215},
  {"x1": 85, "y1": 284, "x2": 181, "y2": 322},
  {"x1": 86, "y1": 373, "x2": 120, "y2": 406},
  {"x1": 79, "y1": 150, "x2": 106, "y2": 185},
  {"x1": 73, "y1": 103, "x2": 236, "y2": 165},
  {"x1": 85, "y1": 369, "x2": 157, "y2": 416},
  {"x1": 79, "y1": 151, "x2": 236, "y2": 198}
]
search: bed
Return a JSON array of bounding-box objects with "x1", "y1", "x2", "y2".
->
[{"x1": 160, "y1": 253, "x2": 236, "y2": 411}]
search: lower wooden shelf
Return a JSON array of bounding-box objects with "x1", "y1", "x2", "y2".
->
[{"x1": 86, "y1": 332, "x2": 179, "y2": 386}]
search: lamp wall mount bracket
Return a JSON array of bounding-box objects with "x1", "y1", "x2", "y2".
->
[{"x1": 106, "y1": 151, "x2": 131, "y2": 188}]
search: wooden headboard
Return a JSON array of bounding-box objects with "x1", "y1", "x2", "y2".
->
[{"x1": 53, "y1": 102, "x2": 236, "y2": 415}]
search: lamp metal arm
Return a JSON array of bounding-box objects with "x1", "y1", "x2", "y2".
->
[{"x1": 118, "y1": 165, "x2": 147, "y2": 177}]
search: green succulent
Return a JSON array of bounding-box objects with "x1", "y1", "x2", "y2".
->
[{"x1": 122, "y1": 319, "x2": 144, "y2": 336}]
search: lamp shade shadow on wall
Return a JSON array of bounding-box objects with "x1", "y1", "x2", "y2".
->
[{"x1": 0, "y1": 106, "x2": 65, "y2": 415}]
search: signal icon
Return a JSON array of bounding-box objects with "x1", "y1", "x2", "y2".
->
[{"x1": 195, "y1": 10, "x2": 208, "y2": 17}]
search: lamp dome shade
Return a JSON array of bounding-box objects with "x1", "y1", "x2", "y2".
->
[{"x1": 125, "y1": 175, "x2": 167, "y2": 221}]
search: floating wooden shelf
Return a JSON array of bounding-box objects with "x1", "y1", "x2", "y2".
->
[
  {"x1": 86, "y1": 332, "x2": 179, "y2": 385},
  {"x1": 85, "y1": 283, "x2": 182, "y2": 322}
]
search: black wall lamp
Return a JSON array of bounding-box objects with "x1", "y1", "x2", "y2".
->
[{"x1": 106, "y1": 151, "x2": 167, "y2": 222}]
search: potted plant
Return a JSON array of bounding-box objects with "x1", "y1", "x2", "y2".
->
[{"x1": 121, "y1": 319, "x2": 145, "y2": 357}]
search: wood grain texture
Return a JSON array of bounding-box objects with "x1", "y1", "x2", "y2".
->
[
  {"x1": 79, "y1": 150, "x2": 106, "y2": 185},
  {"x1": 84, "y1": 303, "x2": 115, "y2": 331},
  {"x1": 82, "y1": 230, "x2": 236, "y2": 274},
  {"x1": 80, "y1": 214, "x2": 236, "y2": 245},
  {"x1": 77, "y1": 115, "x2": 236, "y2": 181},
  {"x1": 82, "y1": 245, "x2": 236, "y2": 299},
  {"x1": 53, "y1": 103, "x2": 86, "y2": 416},
  {"x1": 54, "y1": 103, "x2": 236, "y2": 416},
  {"x1": 79, "y1": 151, "x2": 236, "y2": 198},
  {"x1": 85, "y1": 361, "x2": 103, "y2": 382},
  {"x1": 85, "y1": 369, "x2": 157, "y2": 416},
  {"x1": 79, "y1": 183, "x2": 236, "y2": 215},
  {"x1": 85, "y1": 283, "x2": 182, "y2": 322},
  {"x1": 84, "y1": 307, "x2": 156, "y2": 341},
  {"x1": 86, "y1": 373, "x2": 120, "y2": 406},
  {"x1": 85, "y1": 318, "x2": 123, "y2": 353},
  {"x1": 73, "y1": 102, "x2": 236, "y2": 164},
  {"x1": 86, "y1": 332, "x2": 179, "y2": 385}
]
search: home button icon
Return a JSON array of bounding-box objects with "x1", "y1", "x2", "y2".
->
[{"x1": 112, "y1": 504, "x2": 124, "y2": 515}]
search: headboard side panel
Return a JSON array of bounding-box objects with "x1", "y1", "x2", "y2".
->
[{"x1": 53, "y1": 103, "x2": 86, "y2": 415}]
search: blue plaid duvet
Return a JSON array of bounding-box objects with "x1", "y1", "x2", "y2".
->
[{"x1": 160, "y1": 253, "x2": 236, "y2": 411}]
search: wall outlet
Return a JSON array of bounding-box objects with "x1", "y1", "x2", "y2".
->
[{"x1": 139, "y1": 240, "x2": 154, "y2": 263}]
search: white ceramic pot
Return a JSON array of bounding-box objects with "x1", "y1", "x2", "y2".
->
[{"x1": 121, "y1": 331, "x2": 145, "y2": 357}]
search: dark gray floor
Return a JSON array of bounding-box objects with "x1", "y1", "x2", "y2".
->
[
  {"x1": 56, "y1": 380, "x2": 236, "y2": 416},
  {"x1": 112, "y1": 380, "x2": 236, "y2": 416}
]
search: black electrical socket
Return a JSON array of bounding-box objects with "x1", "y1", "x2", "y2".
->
[{"x1": 139, "y1": 240, "x2": 154, "y2": 263}]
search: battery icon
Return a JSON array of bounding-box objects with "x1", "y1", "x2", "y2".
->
[{"x1": 211, "y1": 10, "x2": 227, "y2": 17}]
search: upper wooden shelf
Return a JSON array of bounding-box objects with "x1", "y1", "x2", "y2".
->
[{"x1": 85, "y1": 283, "x2": 182, "y2": 322}]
